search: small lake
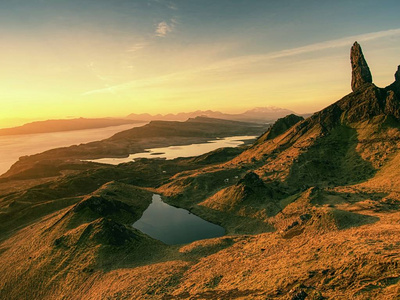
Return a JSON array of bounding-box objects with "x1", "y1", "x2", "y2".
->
[
  {"x1": 87, "y1": 135, "x2": 256, "y2": 165},
  {"x1": 133, "y1": 194, "x2": 225, "y2": 245}
]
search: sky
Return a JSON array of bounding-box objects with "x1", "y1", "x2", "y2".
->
[{"x1": 1, "y1": 0, "x2": 400, "y2": 128}]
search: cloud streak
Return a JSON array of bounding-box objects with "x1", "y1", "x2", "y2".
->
[
  {"x1": 127, "y1": 42, "x2": 148, "y2": 52},
  {"x1": 82, "y1": 28, "x2": 400, "y2": 96},
  {"x1": 196, "y1": 28, "x2": 400, "y2": 73}
]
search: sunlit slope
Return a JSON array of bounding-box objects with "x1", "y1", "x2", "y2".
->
[
  {"x1": 1, "y1": 43, "x2": 400, "y2": 299},
  {"x1": 159, "y1": 44, "x2": 400, "y2": 234}
]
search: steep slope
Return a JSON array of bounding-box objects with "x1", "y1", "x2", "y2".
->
[
  {"x1": 255, "y1": 113, "x2": 304, "y2": 144},
  {"x1": 1, "y1": 42, "x2": 400, "y2": 300},
  {"x1": 159, "y1": 42, "x2": 400, "y2": 232},
  {"x1": 0, "y1": 182, "x2": 171, "y2": 300},
  {"x1": 351, "y1": 41, "x2": 373, "y2": 91}
]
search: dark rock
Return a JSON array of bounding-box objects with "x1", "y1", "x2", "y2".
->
[
  {"x1": 385, "y1": 90, "x2": 400, "y2": 117},
  {"x1": 262, "y1": 114, "x2": 304, "y2": 141},
  {"x1": 291, "y1": 290, "x2": 308, "y2": 300},
  {"x1": 300, "y1": 214, "x2": 311, "y2": 221},
  {"x1": 90, "y1": 218, "x2": 138, "y2": 246},
  {"x1": 238, "y1": 171, "x2": 264, "y2": 188},
  {"x1": 321, "y1": 269, "x2": 330, "y2": 275},
  {"x1": 73, "y1": 195, "x2": 133, "y2": 217},
  {"x1": 307, "y1": 270, "x2": 316, "y2": 278},
  {"x1": 300, "y1": 76, "x2": 400, "y2": 127},
  {"x1": 286, "y1": 221, "x2": 299, "y2": 231},
  {"x1": 351, "y1": 42, "x2": 373, "y2": 91},
  {"x1": 384, "y1": 65, "x2": 400, "y2": 94},
  {"x1": 54, "y1": 237, "x2": 63, "y2": 246}
]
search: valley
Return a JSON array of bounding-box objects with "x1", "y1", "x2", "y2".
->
[{"x1": 1, "y1": 42, "x2": 400, "y2": 299}]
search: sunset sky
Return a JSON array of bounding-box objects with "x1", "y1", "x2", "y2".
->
[{"x1": 1, "y1": 0, "x2": 400, "y2": 128}]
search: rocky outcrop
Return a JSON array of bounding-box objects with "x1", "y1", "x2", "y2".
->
[
  {"x1": 261, "y1": 114, "x2": 304, "y2": 142},
  {"x1": 54, "y1": 218, "x2": 139, "y2": 247},
  {"x1": 238, "y1": 171, "x2": 265, "y2": 188},
  {"x1": 297, "y1": 43, "x2": 400, "y2": 126},
  {"x1": 384, "y1": 65, "x2": 400, "y2": 95},
  {"x1": 88, "y1": 218, "x2": 139, "y2": 246},
  {"x1": 73, "y1": 195, "x2": 133, "y2": 216},
  {"x1": 351, "y1": 42, "x2": 373, "y2": 91}
]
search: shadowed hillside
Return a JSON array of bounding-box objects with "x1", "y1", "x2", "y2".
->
[
  {"x1": 1, "y1": 42, "x2": 400, "y2": 299},
  {"x1": 1, "y1": 117, "x2": 264, "y2": 180}
]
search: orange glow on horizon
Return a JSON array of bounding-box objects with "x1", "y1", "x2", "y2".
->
[{"x1": 1, "y1": 27, "x2": 399, "y2": 129}]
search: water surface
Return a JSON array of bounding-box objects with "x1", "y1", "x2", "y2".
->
[
  {"x1": 88, "y1": 135, "x2": 256, "y2": 165},
  {"x1": 0, "y1": 123, "x2": 146, "y2": 175},
  {"x1": 133, "y1": 194, "x2": 225, "y2": 245}
]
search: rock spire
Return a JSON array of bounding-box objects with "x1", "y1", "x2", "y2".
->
[
  {"x1": 395, "y1": 65, "x2": 400, "y2": 82},
  {"x1": 350, "y1": 42, "x2": 372, "y2": 91}
]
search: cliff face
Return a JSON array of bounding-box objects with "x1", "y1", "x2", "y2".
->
[
  {"x1": 350, "y1": 41, "x2": 373, "y2": 91},
  {"x1": 298, "y1": 43, "x2": 400, "y2": 128},
  {"x1": 152, "y1": 41, "x2": 400, "y2": 299},
  {"x1": 160, "y1": 41, "x2": 400, "y2": 229},
  {"x1": 2, "y1": 42, "x2": 400, "y2": 300},
  {"x1": 259, "y1": 114, "x2": 304, "y2": 142}
]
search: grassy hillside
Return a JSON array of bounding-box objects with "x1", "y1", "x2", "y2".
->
[{"x1": 1, "y1": 44, "x2": 400, "y2": 299}]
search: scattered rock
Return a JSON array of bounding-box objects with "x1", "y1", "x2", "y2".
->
[
  {"x1": 286, "y1": 221, "x2": 299, "y2": 231},
  {"x1": 89, "y1": 218, "x2": 138, "y2": 246},
  {"x1": 291, "y1": 290, "x2": 308, "y2": 300},
  {"x1": 300, "y1": 214, "x2": 311, "y2": 221}
]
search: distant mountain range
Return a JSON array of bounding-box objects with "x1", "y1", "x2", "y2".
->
[
  {"x1": 0, "y1": 118, "x2": 142, "y2": 136},
  {"x1": 1, "y1": 106, "x2": 305, "y2": 136},
  {"x1": 1, "y1": 116, "x2": 265, "y2": 179},
  {"x1": 2, "y1": 42, "x2": 400, "y2": 299},
  {"x1": 126, "y1": 106, "x2": 305, "y2": 123}
]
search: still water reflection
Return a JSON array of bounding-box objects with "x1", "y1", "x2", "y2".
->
[
  {"x1": 88, "y1": 135, "x2": 256, "y2": 165},
  {"x1": 133, "y1": 194, "x2": 225, "y2": 245},
  {"x1": 0, "y1": 123, "x2": 146, "y2": 175}
]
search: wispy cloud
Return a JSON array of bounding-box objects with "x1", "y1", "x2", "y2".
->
[
  {"x1": 127, "y1": 42, "x2": 148, "y2": 52},
  {"x1": 155, "y1": 21, "x2": 173, "y2": 37},
  {"x1": 87, "y1": 62, "x2": 113, "y2": 82},
  {"x1": 152, "y1": 0, "x2": 178, "y2": 11},
  {"x1": 196, "y1": 28, "x2": 400, "y2": 73},
  {"x1": 267, "y1": 28, "x2": 400, "y2": 59},
  {"x1": 166, "y1": 2, "x2": 178, "y2": 10},
  {"x1": 82, "y1": 28, "x2": 400, "y2": 96},
  {"x1": 82, "y1": 74, "x2": 175, "y2": 96}
]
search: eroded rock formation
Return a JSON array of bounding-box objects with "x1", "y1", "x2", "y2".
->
[{"x1": 351, "y1": 42, "x2": 373, "y2": 91}]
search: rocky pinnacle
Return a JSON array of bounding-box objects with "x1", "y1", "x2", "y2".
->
[
  {"x1": 351, "y1": 42, "x2": 373, "y2": 91},
  {"x1": 395, "y1": 65, "x2": 400, "y2": 82}
]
